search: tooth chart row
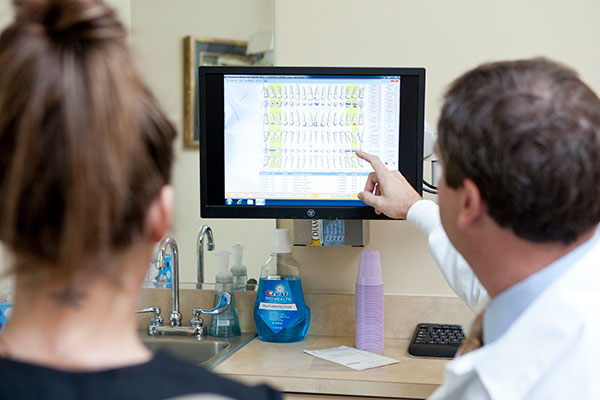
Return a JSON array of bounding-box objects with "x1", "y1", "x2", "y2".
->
[
  {"x1": 264, "y1": 110, "x2": 364, "y2": 127},
  {"x1": 263, "y1": 84, "x2": 365, "y2": 101},
  {"x1": 263, "y1": 83, "x2": 364, "y2": 171},
  {"x1": 263, "y1": 154, "x2": 364, "y2": 169},
  {"x1": 264, "y1": 130, "x2": 364, "y2": 144},
  {"x1": 262, "y1": 129, "x2": 364, "y2": 167}
]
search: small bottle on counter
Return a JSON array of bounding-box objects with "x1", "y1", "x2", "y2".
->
[
  {"x1": 230, "y1": 244, "x2": 247, "y2": 291},
  {"x1": 209, "y1": 251, "x2": 241, "y2": 337}
]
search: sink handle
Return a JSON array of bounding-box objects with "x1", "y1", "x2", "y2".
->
[
  {"x1": 192, "y1": 292, "x2": 231, "y2": 316},
  {"x1": 136, "y1": 306, "x2": 164, "y2": 327},
  {"x1": 190, "y1": 292, "x2": 231, "y2": 337},
  {"x1": 190, "y1": 293, "x2": 231, "y2": 337},
  {"x1": 137, "y1": 306, "x2": 160, "y2": 315}
]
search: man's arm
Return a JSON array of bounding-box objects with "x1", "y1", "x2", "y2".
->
[
  {"x1": 408, "y1": 200, "x2": 489, "y2": 313},
  {"x1": 356, "y1": 151, "x2": 489, "y2": 313}
]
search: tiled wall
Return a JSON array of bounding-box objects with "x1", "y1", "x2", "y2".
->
[{"x1": 137, "y1": 288, "x2": 474, "y2": 339}]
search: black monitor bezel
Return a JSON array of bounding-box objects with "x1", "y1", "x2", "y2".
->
[{"x1": 199, "y1": 66, "x2": 425, "y2": 219}]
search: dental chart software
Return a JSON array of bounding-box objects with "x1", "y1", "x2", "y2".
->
[
  {"x1": 223, "y1": 74, "x2": 401, "y2": 208},
  {"x1": 199, "y1": 66, "x2": 424, "y2": 219}
]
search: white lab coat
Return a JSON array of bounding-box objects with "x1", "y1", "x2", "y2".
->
[
  {"x1": 407, "y1": 200, "x2": 489, "y2": 314},
  {"x1": 408, "y1": 200, "x2": 600, "y2": 400}
]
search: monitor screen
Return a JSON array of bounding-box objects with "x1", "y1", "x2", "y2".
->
[{"x1": 199, "y1": 66, "x2": 425, "y2": 219}]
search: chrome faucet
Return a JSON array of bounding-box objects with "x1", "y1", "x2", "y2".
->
[
  {"x1": 137, "y1": 294, "x2": 231, "y2": 337},
  {"x1": 197, "y1": 225, "x2": 214, "y2": 285},
  {"x1": 137, "y1": 233, "x2": 231, "y2": 338},
  {"x1": 158, "y1": 236, "x2": 182, "y2": 327}
]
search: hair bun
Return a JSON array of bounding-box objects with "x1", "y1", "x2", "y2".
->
[{"x1": 15, "y1": 0, "x2": 124, "y2": 42}]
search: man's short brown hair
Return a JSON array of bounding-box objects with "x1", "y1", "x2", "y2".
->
[{"x1": 438, "y1": 58, "x2": 600, "y2": 243}]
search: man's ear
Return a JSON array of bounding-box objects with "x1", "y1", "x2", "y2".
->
[
  {"x1": 457, "y1": 178, "x2": 484, "y2": 229},
  {"x1": 145, "y1": 185, "x2": 174, "y2": 242}
]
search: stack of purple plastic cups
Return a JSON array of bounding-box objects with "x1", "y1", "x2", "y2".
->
[{"x1": 355, "y1": 250, "x2": 384, "y2": 352}]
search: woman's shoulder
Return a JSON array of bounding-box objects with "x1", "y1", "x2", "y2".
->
[
  {"x1": 146, "y1": 351, "x2": 281, "y2": 400},
  {"x1": 0, "y1": 352, "x2": 282, "y2": 400}
]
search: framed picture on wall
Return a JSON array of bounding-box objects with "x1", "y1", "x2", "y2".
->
[{"x1": 183, "y1": 36, "x2": 255, "y2": 149}]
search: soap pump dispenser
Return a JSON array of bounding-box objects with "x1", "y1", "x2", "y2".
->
[
  {"x1": 209, "y1": 251, "x2": 241, "y2": 337},
  {"x1": 231, "y1": 244, "x2": 247, "y2": 291}
]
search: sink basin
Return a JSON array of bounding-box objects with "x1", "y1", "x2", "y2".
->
[
  {"x1": 142, "y1": 336, "x2": 228, "y2": 362},
  {"x1": 140, "y1": 331, "x2": 256, "y2": 369}
]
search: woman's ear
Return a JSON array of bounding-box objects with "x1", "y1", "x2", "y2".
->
[
  {"x1": 145, "y1": 185, "x2": 174, "y2": 242},
  {"x1": 457, "y1": 178, "x2": 484, "y2": 229}
]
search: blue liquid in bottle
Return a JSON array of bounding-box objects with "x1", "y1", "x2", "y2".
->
[
  {"x1": 253, "y1": 230, "x2": 311, "y2": 343},
  {"x1": 254, "y1": 276, "x2": 310, "y2": 343}
]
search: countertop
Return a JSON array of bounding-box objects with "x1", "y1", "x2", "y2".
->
[{"x1": 214, "y1": 335, "x2": 449, "y2": 399}]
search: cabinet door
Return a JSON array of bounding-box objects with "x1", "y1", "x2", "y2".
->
[{"x1": 284, "y1": 393, "x2": 418, "y2": 400}]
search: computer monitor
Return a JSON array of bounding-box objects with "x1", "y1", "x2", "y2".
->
[{"x1": 199, "y1": 66, "x2": 425, "y2": 219}]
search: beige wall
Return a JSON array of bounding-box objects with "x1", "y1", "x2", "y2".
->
[
  {"x1": 0, "y1": 1, "x2": 12, "y2": 28},
  {"x1": 0, "y1": 0, "x2": 14, "y2": 294},
  {"x1": 274, "y1": 0, "x2": 600, "y2": 295},
  {"x1": 129, "y1": 0, "x2": 276, "y2": 284},
  {"x1": 1, "y1": 0, "x2": 599, "y2": 297},
  {"x1": 274, "y1": 0, "x2": 600, "y2": 125}
]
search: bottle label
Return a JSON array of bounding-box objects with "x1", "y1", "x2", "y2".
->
[
  {"x1": 0, "y1": 303, "x2": 12, "y2": 334},
  {"x1": 156, "y1": 254, "x2": 172, "y2": 288},
  {"x1": 257, "y1": 280, "x2": 298, "y2": 334}
]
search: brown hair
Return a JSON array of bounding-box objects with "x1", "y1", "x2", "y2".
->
[
  {"x1": 438, "y1": 58, "x2": 600, "y2": 244},
  {"x1": 0, "y1": 0, "x2": 176, "y2": 279}
]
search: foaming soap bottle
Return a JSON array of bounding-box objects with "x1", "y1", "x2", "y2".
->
[
  {"x1": 209, "y1": 251, "x2": 241, "y2": 337},
  {"x1": 355, "y1": 250, "x2": 384, "y2": 352},
  {"x1": 231, "y1": 244, "x2": 247, "y2": 291},
  {"x1": 253, "y1": 229, "x2": 310, "y2": 342}
]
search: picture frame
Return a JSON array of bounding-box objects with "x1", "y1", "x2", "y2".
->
[{"x1": 183, "y1": 36, "x2": 255, "y2": 148}]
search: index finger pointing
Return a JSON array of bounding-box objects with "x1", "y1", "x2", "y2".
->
[{"x1": 356, "y1": 150, "x2": 388, "y2": 175}]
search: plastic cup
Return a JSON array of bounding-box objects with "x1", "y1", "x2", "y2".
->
[{"x1": 355, "y1": 250, "x2": 384, "y2": 352}]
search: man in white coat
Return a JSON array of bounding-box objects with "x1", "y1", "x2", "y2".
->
[{"x1": 357, "y1": 58, "x2": 600, "y2": 399}]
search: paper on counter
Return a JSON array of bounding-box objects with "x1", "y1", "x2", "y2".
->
[{"x1": 303, "y1": 345, "x2": 399, "y2": 371}]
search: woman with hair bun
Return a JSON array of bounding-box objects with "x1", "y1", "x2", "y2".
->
[{"x1": 0, "y1": 1, "x2": 280, "y2": 399}]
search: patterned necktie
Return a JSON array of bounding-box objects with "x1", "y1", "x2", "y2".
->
[{"x1": 457, "y1": 311, "x2": 484, "y2": 356}]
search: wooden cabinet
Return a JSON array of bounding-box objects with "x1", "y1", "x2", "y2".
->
[{"x1": 284, "y1": 393, "x2": 419, "y2": 400}]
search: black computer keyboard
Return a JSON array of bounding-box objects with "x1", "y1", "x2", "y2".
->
[{"x1": 408, "y1": 323, "x2": 465, "y2": 358}]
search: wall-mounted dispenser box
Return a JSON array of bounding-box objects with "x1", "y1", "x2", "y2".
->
[{"x1": 294, "y1": 220, "x2": 369, "y2": 247}]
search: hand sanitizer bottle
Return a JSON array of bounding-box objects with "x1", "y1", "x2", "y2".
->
[
  {"x1": 253, "y1": 229, "x2": 310, "y2": 342},
  {"x1": 209, "y1": 251, "x2": 241, "y2": 337},
  {"x1": 231, "y1": 244, "x2": 247, "y2": 291}
]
